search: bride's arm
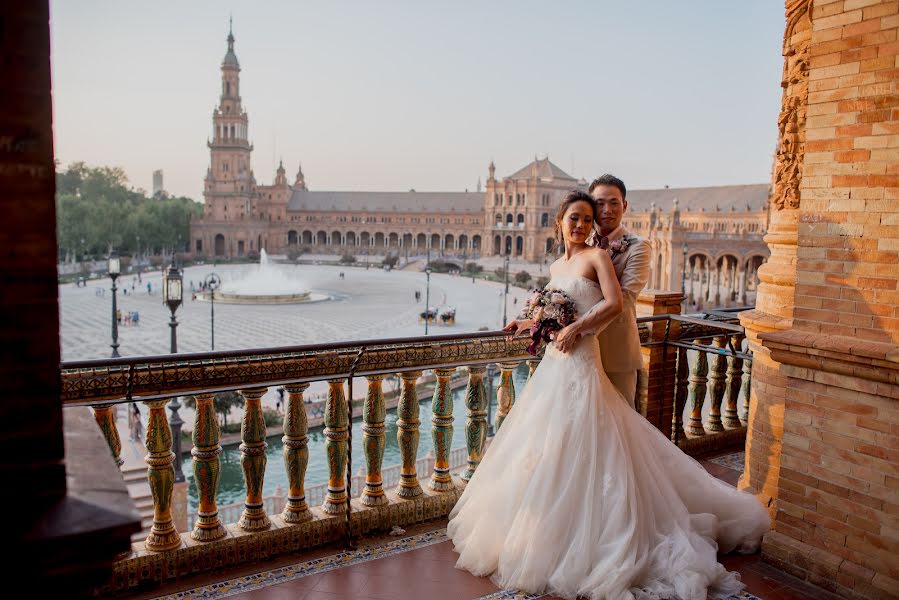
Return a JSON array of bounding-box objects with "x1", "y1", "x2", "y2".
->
[{"x1": 555, "y1": 251, "x2": 623, "y2": 352}]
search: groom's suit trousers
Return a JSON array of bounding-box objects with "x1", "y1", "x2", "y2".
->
[{"x1": 607, "y1": 370, "x2": 637, "y2": 409}]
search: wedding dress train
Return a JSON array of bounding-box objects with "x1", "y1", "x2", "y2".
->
[{"x1": 447, "y1": 275, "x2": 770, "y2": 600}]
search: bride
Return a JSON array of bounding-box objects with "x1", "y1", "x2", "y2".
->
[{"x1": 447, "y1": 191, "x2": 770, "y2": 600}]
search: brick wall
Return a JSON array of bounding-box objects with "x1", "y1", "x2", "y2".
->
[
  {"x1": 798, "y1": 0, "x2": 899, "y2": 343},
  {"x1": 756, "y1": 2, "x2": 899, "y2": 598}
]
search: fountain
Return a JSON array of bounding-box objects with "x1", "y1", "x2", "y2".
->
[{"x1": 199, "y1": 250, "x2": 325, "y2": 304}]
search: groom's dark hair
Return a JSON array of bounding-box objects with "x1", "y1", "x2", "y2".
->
[{"x1": 588, "y1": 174, "x2": 627, "y2": 199}]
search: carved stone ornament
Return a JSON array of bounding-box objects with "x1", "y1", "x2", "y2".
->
[{"x1": 772, "y1": 0, "x2": 811, "y2": 211}]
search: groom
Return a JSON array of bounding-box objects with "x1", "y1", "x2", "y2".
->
[{"x1": 589, "y1": 174, "x2": 651, "y2": 409}]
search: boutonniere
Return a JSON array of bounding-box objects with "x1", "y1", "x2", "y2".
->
[
  {"x1": 596, "y1": 235, "x2": 630, "y2": 258},
  {"x1": 608, "y1": 237, "x2": 630, "y2": 258}
]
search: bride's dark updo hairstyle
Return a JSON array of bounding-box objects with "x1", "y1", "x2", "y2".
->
[{"x1": 554, "y1": 190, "x2": 598, "y2": 252}]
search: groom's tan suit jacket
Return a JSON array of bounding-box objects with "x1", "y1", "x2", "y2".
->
[{"x1": 598, "y1": 225, "x2": 652, "y2": 374}]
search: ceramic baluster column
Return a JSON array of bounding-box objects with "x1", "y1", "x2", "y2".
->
[
  {"x1": 282, "y1": 383, "x2": 312, "y2": 523},
  {"x1": 362, "y1": 375, "x2": 388, "y2": 506},
  {"x1": 429, "y1": 368, "x2": 456, "y2": 491},
  {"x1": 461, "y1": 366, "x2": 487, "y2": 482},
  {"x1": 494, "y1": 362, "x2": 518, "y2": 432},
  {"x1": 143, "y1": 399, "x2": 181, "y2": 551},
  {"x1": 396, "y1": 371, "x2": 424, "y2": 498},
  {"x1": 238, "y1": 387, "x2": 270, "y2": 530},
  {"x1": 191, "y1": 393, "x2": 225, "y2": 541},
  {"x1": 92, "y1": 404, "x2": 123, "y2": 467},
  {"x1": 671, "y1": 347, "x2": 690, "y2": 445},
  {"x1": 724, "y1": 334, "x2": 745, "y2": 428},
  {"x1": 740, "y1": 357, "x2": 753, "y2": 424},
  {"x1": 707, "y1": 335, "x2": 727, "y2": 432},
  {"x1": 687, "y1": 340, "x2": 709, "y2": 436},
  {"x1": 322, "y1": 379, "x2": 349, "y2": 514}
]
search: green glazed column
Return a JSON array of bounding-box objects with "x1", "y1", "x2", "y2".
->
[
  {"x1": 671, "y1": 347, "x2": 690, "y2": 445},
  {"x1": 323, "y1": 379, "x2": 349, "y2": 514},
  {"x1": 429, "y1": 367, "x2": 456, "y2": 492},
  {"x1": 723, "y1": 333, "x2": 745, "y2": 428},
  {"x1": 238, "y1": 387, "x2": 270, "y2": 531},
  {"x1": 687, "y1": 340, "x2": 709, "y2": 436},
  {"x1": 282, "y1": 383, "x2": 312, "y2": 523},
  {"x1": 494, "y1": 362, "x2": 518, "y2": 432},
  {"x1": 143, "y1": 399, "x2": 181, "y2": 551},
  {"x1": 461, "y1": 366, "x2": 487, "y2": 482},
  {"x1": 396, "y1": 370, "x2": 423, "y2": 498},
  {"x1": 707, "y1": 335, "x2": 727, "y2": 432},
  {"x1": 190, "y1": 393, "x2": 225, "y2": 541},
  {"x1": 92, "y1": 404, "x2": 123, "y2": 468},
  {"x1": 362, "y1": 375, "x2": 388, "y2": 507}
]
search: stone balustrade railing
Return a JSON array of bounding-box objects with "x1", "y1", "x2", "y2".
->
[{"x1": 63, "y1": 300, "x2": 753, "y2": 593}]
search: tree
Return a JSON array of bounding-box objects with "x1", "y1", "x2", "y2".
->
[
  {"x1": 536, "y1": 276, "x2": 550, "y2": 289},
  {"x1": 515, "y1": 270, "x2": 532, "y2": 285},
  {"x1": 382, "y1": 254, "x2": 399, "y2": 268},
  {"x1": 464, "y1": 262, "x2": 482, "y2": 274},
  {"x1": 339, "y1": 253, "x2": 356, "y2": 264},
  {"x1": 55, "y1": 162, "x2": 202, "y2": 261},
  {"x1": 183, "y1": 391, "x2": 245, "y2": 428}
]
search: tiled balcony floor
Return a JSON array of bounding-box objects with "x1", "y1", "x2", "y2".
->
[{"x1": 130, "y1": 453, "x2": 841, "y2": 600}]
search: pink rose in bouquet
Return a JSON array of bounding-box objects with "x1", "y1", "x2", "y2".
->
[{"x1": 519, "y1": 287, "x2": 578, "y2": 355}]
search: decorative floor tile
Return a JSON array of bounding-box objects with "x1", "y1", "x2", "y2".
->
[
  {"x1": 471, "y1": 589, "x2": 763, "y2": 599},
  {"x1": 155, "y1": 527, "x2": 765, "y2": 600},
  {"x1": 706, "y1": 450, "x2": 746, "y2": 473},
  {"x1": 153, "y1": 529, "x2": 449, "y2": 599}
]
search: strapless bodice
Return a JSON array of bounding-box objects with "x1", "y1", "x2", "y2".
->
[{"x1": 545, "y1": 275, "x2": 605, "y2": 318}]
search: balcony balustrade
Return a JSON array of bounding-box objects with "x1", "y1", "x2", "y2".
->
[{"x1": 61, "y1": 294, "x2": 752, "y2": 594}]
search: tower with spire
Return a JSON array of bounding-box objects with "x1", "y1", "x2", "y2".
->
[
  {"x1": 204, "y1": 20, "x2": 256, "y2": 223},
  {"x1": 294, "y1": 163, "x2": 307, "y2": 191}
]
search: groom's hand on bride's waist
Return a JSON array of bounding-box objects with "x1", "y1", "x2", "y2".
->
[{"x1": 553, "y1": 323, "x2": 583, "y2": 354}]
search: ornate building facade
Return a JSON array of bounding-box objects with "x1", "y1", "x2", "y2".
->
[{"x1": 191, "y1": 29, "x2": 771, "y2": 307}]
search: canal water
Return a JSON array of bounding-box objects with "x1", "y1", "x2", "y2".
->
[{"x1": 183, "y1": 366, "x2": 529, "y2": 511}]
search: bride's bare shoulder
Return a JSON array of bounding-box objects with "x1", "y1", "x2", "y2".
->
[
  {"x1": 584, "y1": 247, "x2": 614, "y2": 275},
  {"x1": 548, "y1": 257, "x2": 565, "y2": 276}
]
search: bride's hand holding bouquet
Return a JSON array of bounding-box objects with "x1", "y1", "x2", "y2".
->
[{"x1": 503, "y1": 287, "x2": 578, "y2": 355}]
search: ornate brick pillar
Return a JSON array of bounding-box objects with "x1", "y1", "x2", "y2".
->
[
  {"x1": 742, "y1": 1, "x2": 899, "y2": 597},
  {"x1": 635, "y1": 290, "x2": 684, "y2": 433},
  {"x1": 738, "y1": 0, "x2": 810, "y2": 511}
]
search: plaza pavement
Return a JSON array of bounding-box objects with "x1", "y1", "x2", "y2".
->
[
  {"x1": 59, "y1": 262, "x2": 531, "y2": 362},
  {"x1": 59, "y1": 262, "x2": 531, "y2": 431}
]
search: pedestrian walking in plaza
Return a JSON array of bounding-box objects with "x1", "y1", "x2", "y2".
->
[{"x1": 129, "y1": 404, "x2": 143, "y2": 443}]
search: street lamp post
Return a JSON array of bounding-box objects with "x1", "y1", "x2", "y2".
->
[
  {"x1": 108, "y1": 254, "x2": 121, "y2": 358},
  {"x1": 204, "y1": 272, "x2": 221, "y2": 350},
  {"x1": 681, "y1": 240, "x2": 688, "y2": 308},
  {"x1": 502, "y1": 254, "x2": 510, "y2": 325},
  {"x1": 486, "y1": 364, "x2": 496, "y2": 438},
  {"x1": 163, "y1": 263, "x2": 186, "y2": 483},
  {"x1": 424, "y1": 266, "x2": 432, "y2": 335},
  {"x1": 163, "y1": 264, "x2": 184, "y2": 353}
]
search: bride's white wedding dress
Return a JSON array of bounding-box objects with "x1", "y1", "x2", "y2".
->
[{"x1": 448, "y1": 275, "x2": 770, "y2": 600}]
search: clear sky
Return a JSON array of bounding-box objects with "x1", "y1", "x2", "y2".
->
[{"x1": 49, "y1": 1, "x2": 785, "y2": 201}]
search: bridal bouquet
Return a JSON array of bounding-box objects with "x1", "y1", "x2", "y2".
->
[{"x1": 520, "y1": 287, "x2": 578, "y2": 355}]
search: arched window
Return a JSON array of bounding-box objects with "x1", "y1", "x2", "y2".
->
[
  {"x1": 506, "y1": 213, "x2": 514, "y2": 225},
  {"x1": 517, "y1": 214, "x2": 525, "y2": 227},
  {"x1": 541, "y1": 213, "x2": 549, "y2": 227}
]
